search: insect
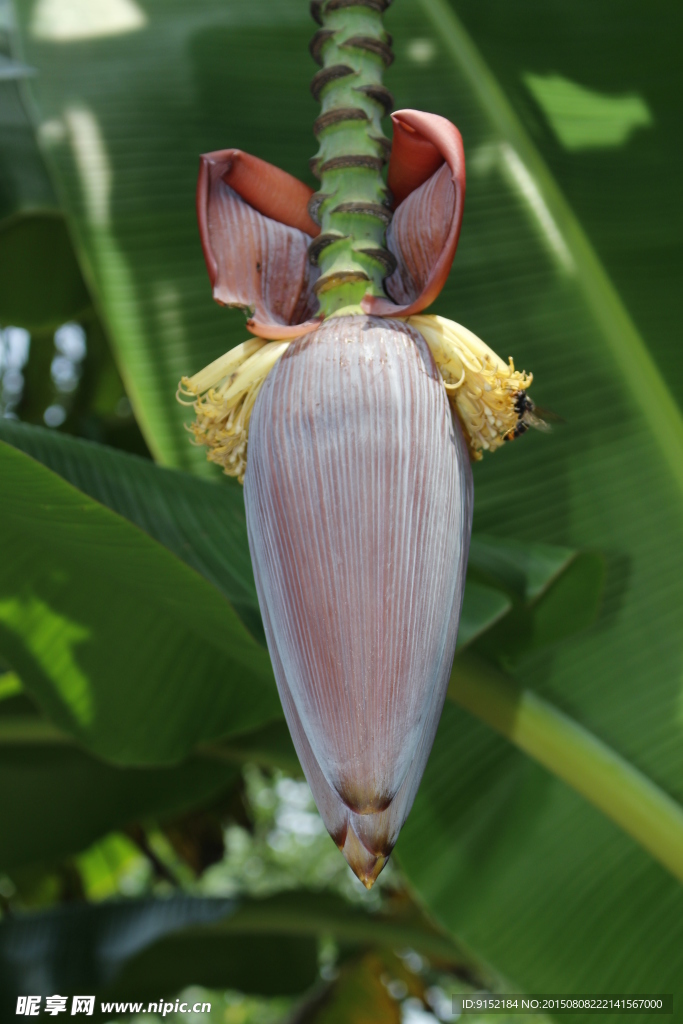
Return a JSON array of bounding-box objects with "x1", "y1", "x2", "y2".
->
[{"x1": 506, "y1": 391, "x2": 558, "y2": 440}]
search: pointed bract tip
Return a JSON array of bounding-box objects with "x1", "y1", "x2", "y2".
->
[{"x1": 339, "y1": 823, "x2": 389, "y2": 889}]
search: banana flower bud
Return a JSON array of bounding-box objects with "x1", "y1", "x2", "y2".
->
[{"x1": 179, "y1": 110, "x2": 537, "y2": 886}]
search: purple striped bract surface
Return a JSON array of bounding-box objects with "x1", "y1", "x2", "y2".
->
[{"x1": 245, "y1": 315, "x2": 472, "y2": 885}]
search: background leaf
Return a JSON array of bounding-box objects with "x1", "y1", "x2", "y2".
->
[
  {"x1": 0, "y1": 418, "x2": 264, "y2": 639},
  {"x1": 388, "y1": 0, "x2": 683, "y2": 1010},
  {"x1": 0, "y1": 211, "x2": 91, "y2": 330},
  {"x1": 0, "y1": 439, "x2": 279, "y2": 764},
  {"x1": 449, "y1": 0, "x2": 683, "y2": 405},
  {"x1": 292, "y1": 954, "x2": 403, "y2": 1024},
  {"x1": 0, "y1": 890, "x2": 464, "y2": 1018},
  {"x1": 456, "y1": 581, "x2": 511, "y2": 651},
  {"x1": 0, "y1": 895, "x2": 317, "y2": 1016},
  {"x1": 468, "y1": 538, "x2": 605, "y2": 661},
  {"x1": 9, "y1": 1, "x2": 325, "y2": 468},
  {"x1": 0, "y1": 14, "x2": 90, "y2": 329},
  {"x1": 0, "y1": 687, "x2": 240, "y2": 872},
  {"x1": 0, "y1": 745, "x2": 238, "y2": 873}
]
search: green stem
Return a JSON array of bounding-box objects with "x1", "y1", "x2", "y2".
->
[
  {"x1": 449, "y1": 653, "x2": 683, "y2": 884},
  {"x1": 309, "y1": 0, "x2": 395, "y2": 317}
]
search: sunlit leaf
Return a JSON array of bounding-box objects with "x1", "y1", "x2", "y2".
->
[
  {"x1": 450, "y1": 0, "x2": 683, "y2": 407},
  {"x1": 0, "y1": 439, "x2": 279, "y2": 764},
  {"x1": 523, "y1": 74, "x2": 652, "y2": 152},
  {"x1": 0, "y1": 419, "x2": 264, "y2": 640}
]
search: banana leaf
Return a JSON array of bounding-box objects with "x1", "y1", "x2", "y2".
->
[
  {"x1": 0, "y1": 894, "x2": 316, "y2": 1016},
  {"x1": 0, "y1": 890, "x2": 464, "y2": 1019},
  {"x1": 0, "y1": 438, "x2": 280, "y2": 764},
  {"x1": 450, "y1": 0, "x2": 683, "y2": 407},
  {"x1": 0, "y1": 15, "x2": 90, "y2": 327},
  {"x1": 0, "y1": 683, "x2": 241, "y2": 871}
]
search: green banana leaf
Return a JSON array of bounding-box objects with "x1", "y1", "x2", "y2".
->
[
  {"x1": 0, "y1": 438, "x2": 280, "y2": 764},
  {"x1": 0, "y1": 419, "x2": 265, "y2": 641},
  {"x1": 0, "y1": 211, "x2": 91, "y2": 330},
  {"x1": 450, "y1": 0, "x2": 683, "y2": 407},
  {"x1": 7, "y1": 0, "x2": 683, "y2": 1014},
  {"x1": 0, "y1": 894, "x2": 317, "y2": 1016},
  {"x1": 0, "y1": 743, "x2": 238, "y2": 873},
  {"x1": 0, "y1": 690, "x2": 240, "y2": 871},
  {"x1": 468, "y1": 537, "x2": 605, "y2": 661},
  {"x1": 0, "y1": 17, "x2": 90, "y2": 328},
  {"x1": 0, "y1": 4, "x2": 53, "y2": 220},
  {"x1": 390, "y1": 0, "x2": 683, "y2": 1012},
  {"x1": 0, "y1": 679, "x2": 306, "y2": 871},
  {"x1": 10, "y1": 0, "x2": 323, "y2": 468},
  {"x1": 0, "y1": 890, "x2": 464, "y2": 1019}
]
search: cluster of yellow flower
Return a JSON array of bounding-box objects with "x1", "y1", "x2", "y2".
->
[
  {"x1": 178, "y1": 338, "x2": 288, "y2": 483},
  {"x1": 178, "y1": 313, "x2": 534, "y2": 480},
  {"x1": 407, "y1": 315, "x2": 534, "y2": 459}
]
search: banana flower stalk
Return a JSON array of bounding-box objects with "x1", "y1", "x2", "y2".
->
[{"x1": 179, "y1": 2, "x2": 537, "y2": 888}]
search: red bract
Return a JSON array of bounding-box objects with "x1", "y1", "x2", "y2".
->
[{"x1": 196, "y1": 110, "x2": 465, "y2": 339}]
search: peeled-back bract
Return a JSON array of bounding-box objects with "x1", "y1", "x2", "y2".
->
[
  {"x1": 244, "y1": 317, "x2": 472, "y2": 884},
  {"x1": 196, "y1": 111, "x2": 467, "y2": 340},
  {"x1": 196, "y1": 149, "x2": 322, "y2": 339},
  {"x1": 364, "y1": 110, "x2": 466, "y2": 318}
]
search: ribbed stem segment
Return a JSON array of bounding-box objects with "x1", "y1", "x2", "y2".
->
[{"x1": 309, "y1": 0, "x2": 395, "y2": 317}]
